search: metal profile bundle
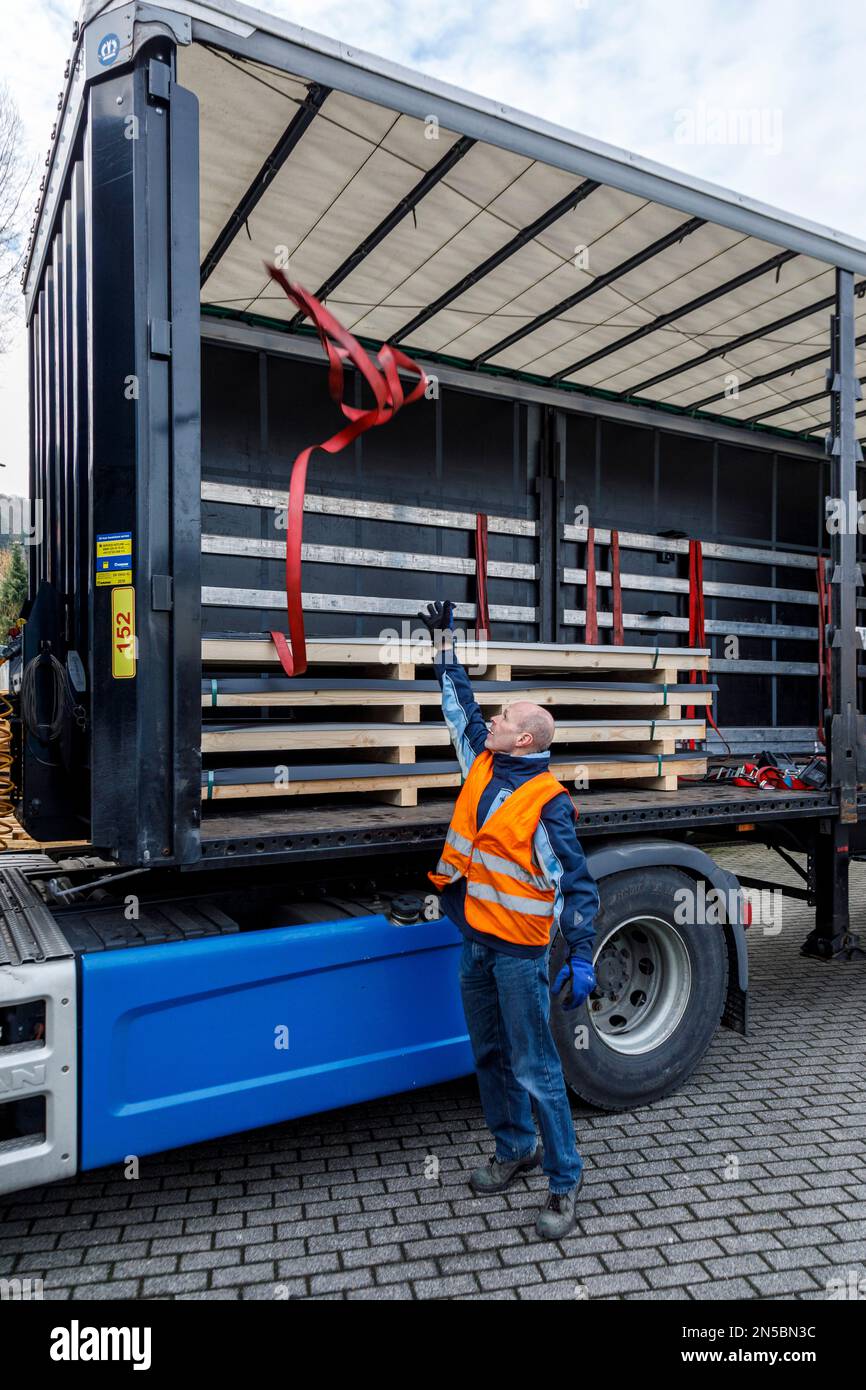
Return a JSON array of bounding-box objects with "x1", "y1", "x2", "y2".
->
[{"x1": 200, "y1": 637, "x2": 711, "y2": 806}]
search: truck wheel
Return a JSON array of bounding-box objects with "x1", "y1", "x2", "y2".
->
[{"x1": 549, "y1": 867, "x2": 729, "y2": 1110}]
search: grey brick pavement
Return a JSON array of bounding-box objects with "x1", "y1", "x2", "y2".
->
[{"x1": 1, "y1": 845, "x2": 864, "y2": 1301}]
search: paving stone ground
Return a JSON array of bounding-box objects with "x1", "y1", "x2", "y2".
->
[{"x1": 1, "y1": 844, "x2": 865, "y2": 1301}]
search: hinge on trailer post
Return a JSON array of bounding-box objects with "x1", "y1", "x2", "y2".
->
[
  {"x1": 149, "y1": 319, "x2": 172, "y2": 358},
  {"x1": 830, "y1": 561, "x2": 864, "y2": 590},
  {"x1": 147, "y1": 59, "x2": 171, "y2": 106},
  {"x1": 824, "y1": 359, "x2": 864, "y2": 461},
  {"x1": 829, "y1": 705, "x2": 866, "y2": 820},
  {"x1": 152, "y1": 576, "x2": 173, "y2": 611}
]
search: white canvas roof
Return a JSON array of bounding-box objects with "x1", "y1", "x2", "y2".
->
[{"x1": 61, "y1": 1, "x2": 866, "y2": 445}]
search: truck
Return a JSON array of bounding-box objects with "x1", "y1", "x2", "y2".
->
[{"x1": 2, "y1": 0, "x2": 865, "y2": 1200}]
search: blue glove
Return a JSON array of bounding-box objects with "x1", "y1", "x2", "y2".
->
[{"x1": 552, "y1": 957, "x2": 596, "y2": 1011}]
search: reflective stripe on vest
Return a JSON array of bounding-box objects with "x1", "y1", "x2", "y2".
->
[
  {"x1": 427, "y1": 749, "x2": 572, "y2": 948},
  {"x1": 466, "y1": 882, "x2": 553, "y2": 916},
  {"x1": 473, "y1": 847, "x2": 549, "y2": 891},
  {"x1": 446, "y1": 827, "x2": 473, "y2": 856}
]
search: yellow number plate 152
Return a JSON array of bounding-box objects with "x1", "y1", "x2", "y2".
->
[{"x1": 111, "y1": 586, "x2": 136, "y2": 679}]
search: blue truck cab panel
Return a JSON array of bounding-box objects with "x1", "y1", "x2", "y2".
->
[{"x1": 80, "y1": 914, "x2": 472, "y2": 1171}]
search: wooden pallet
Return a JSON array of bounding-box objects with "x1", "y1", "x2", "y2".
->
[{"x1": 0, "y1": 816, "x2": 88, "y2": 853}]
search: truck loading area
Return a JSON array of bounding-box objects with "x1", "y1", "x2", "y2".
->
[
  {"x1": 3, "y1": 0, "x2": 865, "y2": 1218},
  {"x1": 21, "y1": 0, "x2": 866, "y2": 869}
]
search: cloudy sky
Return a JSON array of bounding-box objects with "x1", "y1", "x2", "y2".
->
[{"x1": 1, "y1": 0, "x2": 864, "y2": 496}]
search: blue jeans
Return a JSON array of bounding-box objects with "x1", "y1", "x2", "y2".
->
[{"x1": 458, "y1": 936, "x2": 584, "y2": 1195}]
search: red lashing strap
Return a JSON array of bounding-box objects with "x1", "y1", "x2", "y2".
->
[
  {"x1": 584, "y1": 526, "x2": 598, "y2": 643},
  {"x1": 475, "y1": 513, "x2": 490, "y2": 640},
  {"x1": 265, "y1": 267, "x2": 428, "y2": 675},
  {"x1": 610, "y1": 529, "x2": 624, "y2": 644},
  {"x1": 686, "y1": 538, "x2": 728, "y2": 753},
  {"x1": 816, "y1": 556, "x2": 832, "y2": 744}
]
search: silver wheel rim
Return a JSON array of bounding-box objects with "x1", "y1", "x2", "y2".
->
[{"x1": 588, "y1": 915, "x2": 692, "y2": 1056}]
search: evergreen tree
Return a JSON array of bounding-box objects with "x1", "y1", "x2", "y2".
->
[{"x1": 0, "y1": 542, "x2": 28, "y2": 637}]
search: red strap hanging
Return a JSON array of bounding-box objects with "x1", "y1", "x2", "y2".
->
[
  {"x1": 610, "y1": 529, "x2": 624, "y2": 644},
  {"x1": 686, "y1": 538, "x2": 728, "y2": 753},
  {"x1": 265, "y1": 266, "x2": 428, "y2": 676},
  {"x1": 584, "y1": 526, "x2": 598, "y2": 643},
  {"x1": 474, "y1": 512, "x2": 491, "y2": 640},
  {"x1": 816, "y1": 556, "x2": 832, "y2": 744}
]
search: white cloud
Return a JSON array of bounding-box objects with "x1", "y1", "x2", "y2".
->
[{"x1": 0, "y1": 0, "x2": 863, "y2": 495}]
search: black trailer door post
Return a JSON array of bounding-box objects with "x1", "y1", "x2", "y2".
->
[
  {"x1": 87, "y1": 38, "x2": 201, "y2": 866},
  {"x1": 803, "y1": 269, "x2": 866, "y2": 960},
  {"x1": 534, "y1": 405, "x2": 565, "y2": 644}
]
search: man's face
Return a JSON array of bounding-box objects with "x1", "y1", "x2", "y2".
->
[{"x1": 485, "y1": 701, "x2": 535, "y2": 754}]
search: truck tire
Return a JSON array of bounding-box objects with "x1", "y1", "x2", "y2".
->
[{"x1": 549, "y1": 867, "x2": 729, "y2": 1110}]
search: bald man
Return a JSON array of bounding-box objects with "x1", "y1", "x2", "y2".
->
[{"x1": 421, "y1": 602, "x2": 599, "y2": 1241}]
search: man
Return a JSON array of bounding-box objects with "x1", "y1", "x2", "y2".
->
[{"x1": 421, "y1": 600, "x2": 599, "y2": 1240}]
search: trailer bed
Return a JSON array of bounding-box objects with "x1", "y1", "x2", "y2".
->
[{"x1": 196, "y1": 783, "x2": 838, "y2": 867}]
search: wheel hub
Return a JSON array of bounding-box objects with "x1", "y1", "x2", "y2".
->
[{"x1": 589, "y1": 916, "x2": 692, "y2": 1056}]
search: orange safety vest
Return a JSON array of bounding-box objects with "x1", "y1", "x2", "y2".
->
[{"x1": 428, "y1": 750, "x2": 570, "y2": 948}]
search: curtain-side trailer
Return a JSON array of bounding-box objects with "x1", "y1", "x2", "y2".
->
[{"x1": 1, "y1": 0, "x2": 865, "y2": 1199}]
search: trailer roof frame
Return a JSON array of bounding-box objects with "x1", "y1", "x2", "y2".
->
[
  {"x1": 21, "y1": 2, "x2": 864, "y2": 444},
  {"x1": 166, "y1": 0, "x2": 866, "y2": 273}
]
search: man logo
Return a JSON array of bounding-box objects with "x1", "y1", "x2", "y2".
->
[
  {"x1": 97, "y1": 33, "x2": 121, "y2": 67},
  {"x1": 50, "y1": 1322, "x2": 152, "y2": 1371}
]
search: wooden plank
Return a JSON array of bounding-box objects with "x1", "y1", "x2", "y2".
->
[
  {"x1": 563, "y1": 565, "x2": 818, "y2": 606},
  {"x1": 202, "y1": 534, "x2": 535, "y2": 581},
  {"x1": 564, "y1": 609, "x2": 817, "y2": 641},
  {"x1": 201, "y1": 719, "x2": 706, "y2": 754},
  {"x1": 201, "y1": 678, "x2": 716, "y2": 709},
  {"x1": 564, "y1": 523, "x2": 817, "y2": 571},
  {"x1": 202, "y1": 636, "x2": 710, "y2": 672},
  {"x1": 203, "y1": 588, "x2": 537, "y2": 624},
  {"x1": 201, "y1": 480, "x2": 537, "y2": 536}
]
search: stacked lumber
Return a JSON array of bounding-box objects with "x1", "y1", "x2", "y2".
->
[
  {"x1": 0, "y1": 815, "x2": 88, "y2": 853},
  {"x1": 201, "y1": 637, "x2": 711, "y2": 807}
]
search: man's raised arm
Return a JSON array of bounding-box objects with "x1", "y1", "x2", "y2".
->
[{"x1": 419, "y1": 600, "x2": 489, "y2": 777}]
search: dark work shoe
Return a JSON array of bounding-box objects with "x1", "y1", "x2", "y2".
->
[
  {"x1": 535, "y1": 1171, "x2": 584, "y2": 1240},
  {"x1": 469, "y1": 1146, "x2": 542, "y2": 1194}
]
